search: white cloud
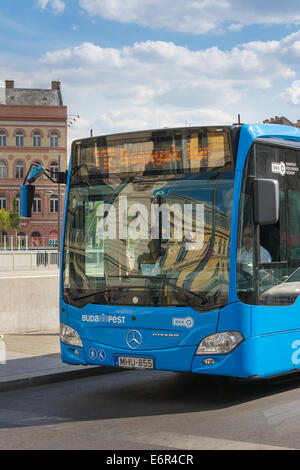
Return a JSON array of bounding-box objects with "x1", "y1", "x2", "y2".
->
[
  {"x1": 42, "y1": 42, "x2": 124, "y2": 68},
  {"x1": 5, "y1": 29, "x2": 300, "y2": 151},
  {"x1": 93, "y1": 107, "x2": 233, "y2": 133},
  {"x1": 279, "y1": 80, "x2": 300, "y2": 105},
  {"x1": 79, "y1": 0, "x2": 300, "y2": 34},
  {"x1": 228, "y1": 23, "x2": 244, "y2": 32},
  {"x1": 41, "y1": 36, "x2": 296, "y2": 93},
  {"x1": 37, "y1": 0, "x2": 66, "y2": 14},
  {"x1": 35, "y1": 31, "x2": 300, "y2": 145}
]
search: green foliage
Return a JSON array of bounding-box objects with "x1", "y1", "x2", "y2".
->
[
  {"x1": 9, "y1": 198, "x2": 21, "y2": 230},
  {"x1": 0, "y1": 209, "x2": 10, "y2": 246},
  {"x1": 0, "y1": 199, "x2": 21, "y2": 246},
  {"x1": 0, "y1": 209, "x2": 10, "y2": 231}
]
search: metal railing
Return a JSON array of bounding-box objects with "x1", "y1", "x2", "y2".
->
[
  {"x1": 1, "y1": 235, "x2": 58, "y2": 250},
  {"x1": 0, "y1": 250, "x2": 59, "y2": 271}
]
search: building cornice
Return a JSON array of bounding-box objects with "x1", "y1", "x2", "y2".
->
[
  {"x1": 0, "y1": 121, "x2": 66, "y2": 127},
  {"x1": 0, "y1": 105, "x2": 67, "y2": 121},
  {"x1": 0, "y1": 147, "x2": 66, "y2": 153}
]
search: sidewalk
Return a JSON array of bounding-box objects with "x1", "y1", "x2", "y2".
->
[{"x1": 0, "y1": 329, "x2": 115, "y2": 392}]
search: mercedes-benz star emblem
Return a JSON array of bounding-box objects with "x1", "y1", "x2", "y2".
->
[{"x1": 126, "y1": 330, "x2": 142, "y2": 349}]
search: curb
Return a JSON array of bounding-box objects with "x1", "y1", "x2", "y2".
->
[{"x1": 0, "y1": 365, "x2": 118, "y2": 393}]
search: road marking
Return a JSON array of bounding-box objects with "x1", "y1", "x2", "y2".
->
[{"x1": 125, "y1": 431, "x2": 295, "y2": 450}]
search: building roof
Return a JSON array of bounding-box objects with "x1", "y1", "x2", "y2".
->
[
  {"x1": 0, "y1": 81, "x2": 63, "y2": 106},
  {"x1": 263, "y1": 116, "x2": 300, "y2": 127}
]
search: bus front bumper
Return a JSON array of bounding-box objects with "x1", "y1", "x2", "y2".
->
[
  {"x1": 60, "y1": 327, "x2": 300, "y2": 379},
  {"x1": 60, "y1": 337, "x2": 255, "y2": 378}
]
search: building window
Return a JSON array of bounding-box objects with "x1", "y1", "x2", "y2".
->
[
  {"x1": 16, "y1": 131, "x2": 24, "y2": 147},
  {"x1": 32, "y1": 194, "x2": 42, "y2": 213},
  {"x1": 31, "y1": 231, "x2": 42, "y2": 247},
  {"x1": 50, "y1": 194, "x2": 58, "y2": 213},
  {"x1": 50, "y1": 161, "x2": 58, "y2": 175},
  {"x1": 0, "y1": 161, "x2": 7, "y2": 179},
  {"x1": 16, "y1": 161, "x2": 25, "y2": 179},
  {"x1": 0, "y1": 196, "x2": 6, "y2": 211},
  {"x1": 17, "y1": 232, "x2": 26, "y2": 247},
  {"x1": 33, "y1": 131, "x2": 41, "y2": 147},
  {"x1": 50, "y1": 131, "x2": 59, "y2": 147},
  {"x1": 15, "y1": 193, "x2": 20, "y2": 212},
  {"x1": 0, "y1": 131, "x2": 6, "y2": 147}
]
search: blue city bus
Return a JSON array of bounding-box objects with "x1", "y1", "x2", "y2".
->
[{"x1": 21, "y1": 123, "x2": 300, "y2": 378}]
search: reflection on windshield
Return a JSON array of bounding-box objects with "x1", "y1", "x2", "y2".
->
[
  {"x1": 286, "y1": 267, "x2": 300, "y2": 282},
  {"x1": 63, "y1": 173, "x2": 234, "y2": 310}
]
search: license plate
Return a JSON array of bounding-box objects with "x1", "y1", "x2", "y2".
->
[{"x1": 115, "y1": 356, "x2": 154, "y2": 369}]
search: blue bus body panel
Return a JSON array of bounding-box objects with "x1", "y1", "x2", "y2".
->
[
  {"x1": 252, "y1": 298, "x2": 300, "y2": 336},
  {"x1": 60, "y1": 297, "x2": 300, "y2": 378},
  {"x1": 65, "y1": 304, "x2": 220, "y2": 345},
  {"x1": 235, "y1": 124, "x2": 300, "y2": 173},
  {"x1": 192, "y1": 331, "x2": 300, "y2": 378},
  {"x1": 60, "y1": 302, "x2": 220, "y2": 372},
  {"x1": 60, "y1": 124, "x2": 300, "y2": 378},
  {"x1": 217, "y1": 302, "x2": 251, "y2": 337}
]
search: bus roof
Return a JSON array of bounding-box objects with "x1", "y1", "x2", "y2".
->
[
  {"x1": 72, "y1": 122, "x2": 300, "y2": 144},
  {"x1": 71, "y1": 125, "x2": 238, "y2": 145}
]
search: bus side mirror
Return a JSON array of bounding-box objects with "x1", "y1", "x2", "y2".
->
[
  {"x1": 253, "y1": 178, "x2": 279, "y2": 225},
  {"x1": 27, "y1": 165, "x2": 44, "y2": 183},
  {"x1": 20, "y1": 184, "x2": 35, "y2": 218}
]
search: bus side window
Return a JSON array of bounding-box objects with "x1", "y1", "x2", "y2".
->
[
  {"x1": 257, "y1": 145, "x2": 300, "y2": 305},
  {"x1": 260, "y1": 188, "x2": 286, "y2": 264},
  {"x1": 236, "y1": 174, "x2": 256, "y2": 303},
  {"x1": 287, "y1": 189, "x2": 300, "y2": 261},
  {"x1": 237, "y1": 144, "x2": 295, "y2": 305},
  {"x1": 260, "y1": 224, "x2": 279, "y2": 262}
]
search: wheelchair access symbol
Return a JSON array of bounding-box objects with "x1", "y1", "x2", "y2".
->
[
  {"x1": 89, "y1": 347, "x2": 106, "y2": 361},
  {"x1": 97, "y1": 349, "x2": 106, "y2": 361}
]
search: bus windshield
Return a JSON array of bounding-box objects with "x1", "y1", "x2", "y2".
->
[{"x1": 63, "y1": 127, "x2": 236, "y2": 311}]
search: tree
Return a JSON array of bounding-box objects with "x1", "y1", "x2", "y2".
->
[
  {"x1": 0, "y1": 209, "x2": 10, "y2": 247},
  {"x1": 9, "y1": 198, "x2": 21, "y2": 244}
]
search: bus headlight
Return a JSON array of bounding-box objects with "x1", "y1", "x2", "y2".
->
[
  {"x1": 195, "y1": 331, "x2": 243, "y2": 355},
  {"x1": 60, "y1": 324, "x2": 83, "y2": 348}
]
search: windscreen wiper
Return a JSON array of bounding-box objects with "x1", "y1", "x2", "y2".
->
[
  {"x1": 71, "y1": 276, "x2": 209, "y2": 310},
  {"x1": 108, "y1": 275, "x2": 209, "y2": 311},
  {"x1": 162, "y1": 278, "x2": 209, "y2": 311},
  {"x1": 69, "y1": 275, "x2": 157, "y2": 301},
  {"x1": 107, "y1": 275, "x2": 163, "y2": 281},
  {"x1": 72, "y1": 286, "x2": 123, "y2": 301}
]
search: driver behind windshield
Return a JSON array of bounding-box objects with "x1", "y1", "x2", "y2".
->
[
  {"x1": 238, "y1": 226, "x2": 272, "y2": 263},
  {"x1": 137, "y1": 240, "x2": 164, "y2": 275}
]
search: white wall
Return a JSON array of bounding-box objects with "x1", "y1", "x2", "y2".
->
[
  {"x1": 0, "y1": 250, "x2": 58, "y2": 271},
  {"x1": 0, "y1": 271, "x2": 60, "y2": 333}
]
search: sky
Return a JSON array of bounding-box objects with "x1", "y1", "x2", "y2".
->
[{"x1": 1, "y1": 0, "x2": 300, "y2": 154}]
